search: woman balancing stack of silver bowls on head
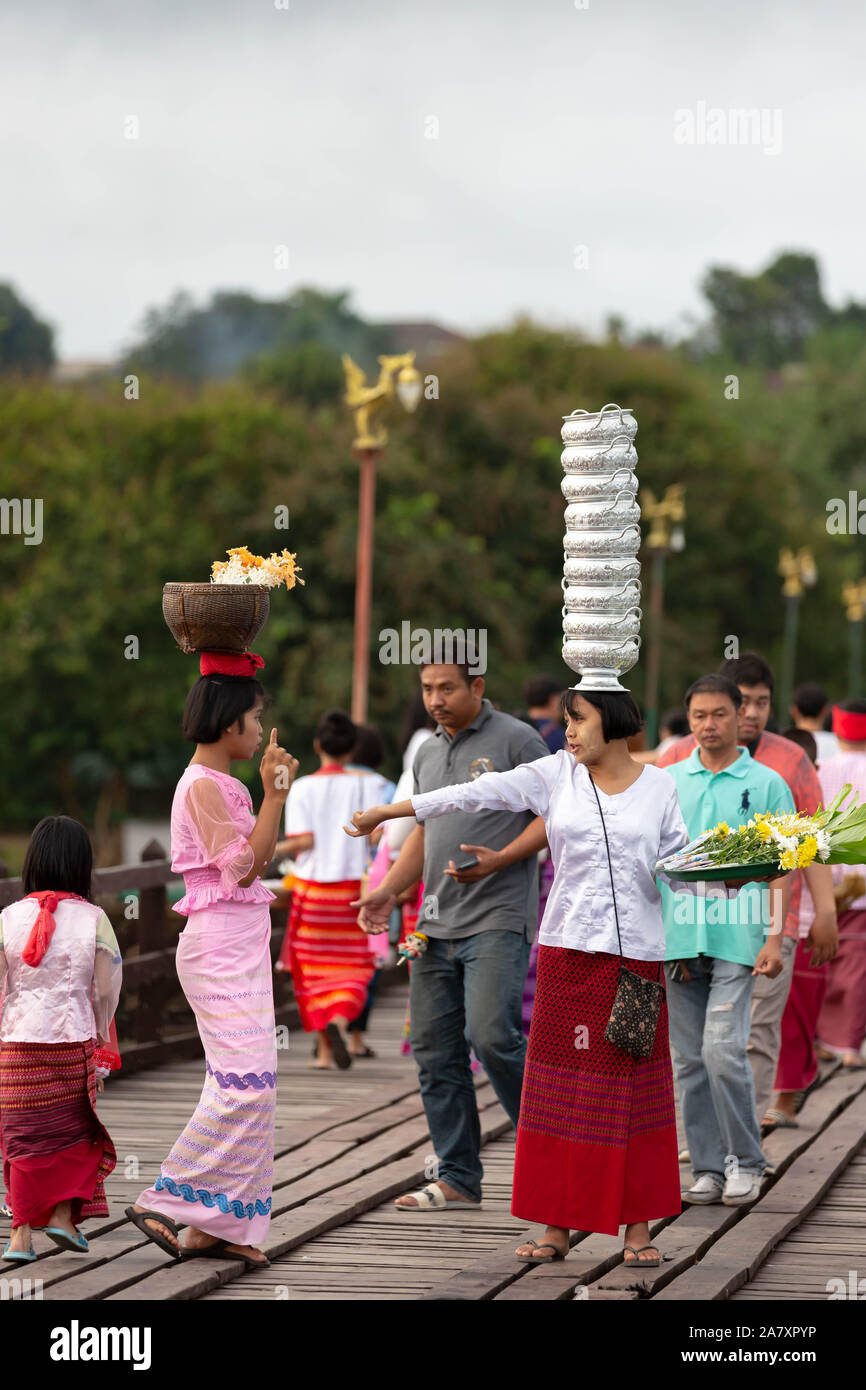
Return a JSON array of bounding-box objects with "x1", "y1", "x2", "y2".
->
[
  {"x1": 346, "y1": 404, "x2": 692, "y2": 1270},
  {"x1": 561, "y1": 403, "x2": 642, "y2": 691}
]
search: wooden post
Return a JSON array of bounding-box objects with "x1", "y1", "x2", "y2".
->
[
  {"x1": 351, "y1": 447, "x2": 381, "y2": 724},
  {"x1": 135, "y1": 839, "x2": 169, "y2": 1045},
  {"x1": 138, "y1": 839, "x2": 168, "y2": 953}
]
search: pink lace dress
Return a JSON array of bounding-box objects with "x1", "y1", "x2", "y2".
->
[{"x1": 135, "y1": 766, "x2": 277, "y2": 1246}]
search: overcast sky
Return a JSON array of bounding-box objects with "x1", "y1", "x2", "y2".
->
[{"x1": 3, "y1": 0, "x2": 864, "y2": 359}]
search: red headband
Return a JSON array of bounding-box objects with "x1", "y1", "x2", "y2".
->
[
  {"x1": 200, "y1": 651, "x2": 265, "y2": 678},
  {"x1": 832, "y1": 706, "x2": 866, "y2": 742}
]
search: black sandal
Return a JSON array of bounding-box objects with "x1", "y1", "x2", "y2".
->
[
  {"x1": 180, "y1": 1238, "x2": 270, "y2": 1269},
  {"x1": 125, "y1": 1206, "x2": 181, "y2": 1259},
  {"x1": 623, "y1": 1244, "x2": 660, "y2": 1268},
  {"x1": 516, "y1": 1239, "x2": 567, "y2": 1263},
  {"x1": 325, "y1": 1022, "x2": 352, "y2": 1070}
]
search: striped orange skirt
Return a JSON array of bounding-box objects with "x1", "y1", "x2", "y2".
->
[{"x1": 279, "y1": 878, "x2": 376, "y2": 1033}]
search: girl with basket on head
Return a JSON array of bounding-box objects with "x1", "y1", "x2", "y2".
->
[
  {"x1": 347, "y1": 688, "x2": 689, "y2": 1267},
  {"x1": 1, "y1": 817, "x2": 122, "y2": 1262},
  {"x1": 128, "y1": 651, "x2": 297, "y2": 1269}
]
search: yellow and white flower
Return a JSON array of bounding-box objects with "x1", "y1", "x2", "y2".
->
[{"x1": 211, "y1": 546, "x2": 304, "y2": 590}]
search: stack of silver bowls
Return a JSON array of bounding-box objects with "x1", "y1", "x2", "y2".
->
[{"x1": 560, "y1": 403, "x2": 642, "y2": 691}]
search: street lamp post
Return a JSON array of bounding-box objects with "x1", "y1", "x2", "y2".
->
[
  {"x1": 842, "y1": 578, "x2": 866, "y2": 696},
  {"x1": 777, "y1": 547, "x2": 818, "y2": 717},
  {"x1": 641, "y1": 485, "x2": 686, "y2": 747},
  {"x1": 342, "y1": 352, "x2": 423, "y2": 724}
]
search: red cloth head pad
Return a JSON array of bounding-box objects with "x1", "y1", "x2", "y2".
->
[{"x1": 199, "y1": 651, "x2": 265, "y2": 678}]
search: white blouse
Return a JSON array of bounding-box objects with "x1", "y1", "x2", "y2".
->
[
  {"x1": 286, "y1": 769, "x2": 393, "y2": 882},
  {"x1": 411, "y1": 752, "x2": 689, "y2": 962},
  {"x1": 0, "y1": 897, "x2": 122, "y2": 1044}
]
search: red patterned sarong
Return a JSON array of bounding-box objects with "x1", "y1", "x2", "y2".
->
[
  {"x1": 0, "y1": 1040, "x2": 116, "y2": 1228},
  {"x1": 512, "y1": 946, "x2": 681, "y2": 1236},
  {"x1": 280, "y1": 878, "x2": 376, "y2": 1032},
  {"x1": 775, "y1": 940, "x2": 828, "y2": 1092}
]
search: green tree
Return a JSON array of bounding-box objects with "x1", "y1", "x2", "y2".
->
[
  {"x1": 700, "y1": 251, "x2": 830, "y2": 366},
  {"x1": 124, "y1": 286, "x2": 390, "y2": 382},
  {"x1": 244, "y1": 340, "x2": 344, "y2": 406},
  {"x1": 0, "y1": 283, "x2": 55, "y2": 372}
]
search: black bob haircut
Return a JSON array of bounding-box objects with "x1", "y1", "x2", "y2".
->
[
  {"x1": 684, "y1": 674, "x2": 743, "y2": 711},
  {"x1": 560, "y1": 687, "x2": 643, "y2": 741},
  {"x1": 23, "y1": 816, "x2": 93, "y2": 900},
  {"x1": 182, "y1": 675, "x2": 265, "y2": 744},
  {"x1": 315, "y1": 709, "x2": 357, "y2": 758}
]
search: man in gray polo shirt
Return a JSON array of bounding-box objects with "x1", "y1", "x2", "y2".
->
[{"x1": 355, "y1": 663, "x2": 550, "y2": 1211}]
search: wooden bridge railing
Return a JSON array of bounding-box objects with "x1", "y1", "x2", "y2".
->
[{"x1": 0, "y1": 839, "x2": 299, "y2": 1074}]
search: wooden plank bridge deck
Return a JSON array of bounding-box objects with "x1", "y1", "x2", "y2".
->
[{"x1": 2, "y1": 981, "x2": 864, "y2": 1302}]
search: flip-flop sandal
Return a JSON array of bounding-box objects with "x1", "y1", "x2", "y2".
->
[
  {"x1": 325, "y1": 1023, "x2": 352, "y2": 1070},
  {"x1": 623, "y1": 1245, "x2": 661, "y2": 1268},
  {"x1": 516, "y1": 1239, "x2": 567, "y2": 1264},
  {"x1": 349, "y1": 1045, "x2": 377, "y2": 1058},
  {"x1": 180, "y1": 1239, "x2": 270, "y2": 1269},
  {"x1": 124, "y1": 1206, "x2": 182, "y2": 1259},
  {"x1": 2, "y1": 1241, "x2": 36, "y2": 1263},
  {"x1": 761, "y1": 1107, "x2": 799, "y2": 1134},
  {"x1": 42, "y1": 1225, "x2": 89, "y2": 1253}
]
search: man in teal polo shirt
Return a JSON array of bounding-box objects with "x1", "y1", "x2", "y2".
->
[{"x1": 659, "y1": 675, "x2": 793, "y2": 1208}]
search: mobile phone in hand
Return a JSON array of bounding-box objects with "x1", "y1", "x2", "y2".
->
[{"x1": 454, "y1": 856, "x2": 479, "y2": 871}]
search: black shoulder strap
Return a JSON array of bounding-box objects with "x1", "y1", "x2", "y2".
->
[
  {"x1": 588, "y1": 774, "x2": 624, "y2": 960},
  {"x1": 588, "y1": 772, "x2": 662, "y2": 982}
]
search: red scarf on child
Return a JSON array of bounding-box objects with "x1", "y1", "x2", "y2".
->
[{"x1": 22, "y1": 891, "x2": 83, "y2": 966}]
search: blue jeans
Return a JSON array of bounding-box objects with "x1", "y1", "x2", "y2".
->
[
  {"x1": 665, "y1": 956, "x2": 766, "y2": 1182},
  {"x1": 409, "y1": 930, "x2": 530, "y2": 1202}
]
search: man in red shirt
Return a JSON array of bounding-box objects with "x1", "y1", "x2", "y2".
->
[{"x1": 657, "y1": 652, "x2": 837, "y2": 1126}]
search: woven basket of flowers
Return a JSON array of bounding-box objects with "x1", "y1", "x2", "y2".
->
[
  {"x1": 163, "y1": 547, "x2": 303, "y2": 654},
  {"x1": 162, "y1": 583, "x2": 270, "y2": 653}
]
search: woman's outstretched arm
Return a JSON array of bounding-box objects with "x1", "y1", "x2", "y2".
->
[{"x1": 345, "y1": 759, "x2": 553, "y2": 839}]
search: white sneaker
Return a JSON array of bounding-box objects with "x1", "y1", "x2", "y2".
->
[
  {"x1": 682, "y1": 1175, "x2": 723, "y2": 1204},
  {"x1": 722, "y1": 1172, "x2": 762, "y2": 1205},
  {"x1": 678, "y1": 1148, "x2": 691, "y2": 1164}
]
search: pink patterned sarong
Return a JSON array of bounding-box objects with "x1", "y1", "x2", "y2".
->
[{"x1": 136, "y1": 901, "x2": 276, "y2": 1245}]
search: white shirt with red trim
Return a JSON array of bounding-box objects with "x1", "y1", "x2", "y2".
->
[{"x1": 286, "y1": 766, "x2": 391, "y2": 882}]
